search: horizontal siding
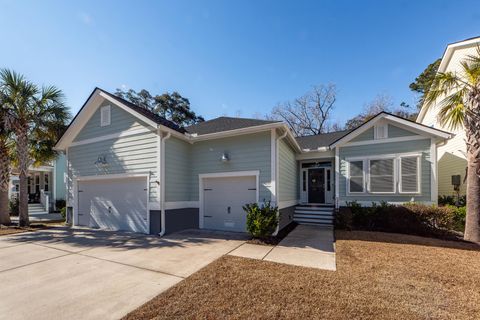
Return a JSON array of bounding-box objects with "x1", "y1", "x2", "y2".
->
[
  {"x1": 350, "y1": 128, "x2": 374, "y2": 142},
  {"x1": 67, "y1": 131, "x2": 159, "y2": 203},
  {"x1": 278, "y1": 139, "x2": 298, "y2": 202},
  {"x1": 388, "y1": 124, "x2": 417, "y2": 138},
  {"x1": 165, "y1": 137, "x2": 192, "y2": 202},
  {"x1": 438, "y1": 152, "x2": 467, "y2": 197},
  {"x1": 74, "y1": 100, "x2": 149, "y2": 142},
  {"x1": 339, "y1": 139, "x2": 432, "y2": 203},
  {"x1": 55, "y1": 154, "x2": 66, "y2": 201},
  {"x1": 190, "y1": 131, "x2": 272, "y2": 202}
]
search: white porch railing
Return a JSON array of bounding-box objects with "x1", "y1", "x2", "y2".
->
[{"x1": 40, "y1": 190, "x2": 50, "y2": 212}]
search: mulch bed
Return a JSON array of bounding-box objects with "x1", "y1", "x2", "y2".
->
[
  {"x1": 246, "y1": 222, "x2": 298, "y2": 246},
  {"x1": 123, "y1": 230, "x2": 480, "y2": 320}
]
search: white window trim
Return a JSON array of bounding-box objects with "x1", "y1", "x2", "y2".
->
[
  {"x1": 346, "y1": 152, "x2": 422, "y2": 196},
  {"x1": 399, "y1": 154, "x2": 422, "y2": 194},
  {"x1": 100, "y1": 105, "x2": 111, "y2": 127},
  {"x1": 347, "y1": 159, "x2": 366, "y2": 194},
  {"x1": 374, "y1": 124, "x2": 388, "y2": 140},
  {"x1": 367, "y1": 157, "x2": 396, "y2": 194}
]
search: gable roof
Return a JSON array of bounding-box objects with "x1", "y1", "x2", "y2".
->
[
  {"x1": 295, "y1": 130, "x2": 351, "y2": 150},
  {"x1": 417, "y1": 36, "x2": 480, "y2": 122},
  {"x1": 98, "y1": 89, "x2": 185, "y2": 133},
  {"x1": 55, "y1": 87, "x2": 185, "y2": 150},
  {"x1": 185, "y1": 117, "x2": 281, "y2": 135},
  {"x1": 329, "y1": 112, "x2": 452, "y2": 148}
]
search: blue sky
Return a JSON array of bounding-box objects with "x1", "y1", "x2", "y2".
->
[{"x1": 0, "y1": 0, "x2": 478, "y2": 124}]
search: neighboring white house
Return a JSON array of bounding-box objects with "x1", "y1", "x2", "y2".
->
[{"x1": 417, "y1": 36, "x2": 480, "y2": 198}]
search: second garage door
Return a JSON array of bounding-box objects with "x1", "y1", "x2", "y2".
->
[
  {"x1": 203, "y1": 176, "x2": 257, "y2": 232},
  {"x1": 77, "y1": 177, "x2": 149, "y2": 233}
]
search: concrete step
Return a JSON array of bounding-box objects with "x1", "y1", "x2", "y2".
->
[
  {"x1": 294, "y1": 217, "x2": 334, "y2": 226},
  {"x1": 294, "y1": 213, "x2": 334, "y2": 220},
  {"x1": 294, "y1": 210, "x2": 333, "y2": 216},
  {"x1": 296, "y1": 206, "x2": 334, "y2": 210}
]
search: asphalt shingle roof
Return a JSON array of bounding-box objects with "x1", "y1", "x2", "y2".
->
[
  {"x1": 295, "y1": 130, "x2": 351, "y2": 150},
  {"x1": 185, "y1": 117, "x2": 281, "y2": 135}
]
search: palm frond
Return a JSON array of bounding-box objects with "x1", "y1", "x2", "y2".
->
[
  {"x1": 425, "y1": 72, "x2": 465, "y2": 105},
  {"x1": 437, "y1": 90, "x2": 465, "y2": 130}
]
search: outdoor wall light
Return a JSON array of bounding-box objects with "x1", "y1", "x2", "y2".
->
[
  {"x1": 94, "y1": 155, "x2": 109, "y2": 169},
  {"x1": 221, "y1": 152, "x2": 230, "y2": 162}
]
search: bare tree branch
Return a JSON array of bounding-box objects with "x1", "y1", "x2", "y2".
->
[{"x1": 270, "y1": 84, "x2": 337, "y2": 136}]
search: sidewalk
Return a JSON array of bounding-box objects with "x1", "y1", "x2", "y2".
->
[{"x1": 228, "y1": 224, "x2": 336, "y2": 271}]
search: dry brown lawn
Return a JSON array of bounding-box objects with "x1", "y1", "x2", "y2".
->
[
  {"x1": 124, "y1": 230, "x2": 480, "y2": 320},
  {"x1": 0, "y1": 222, "x2": 61, "y2": 236}
]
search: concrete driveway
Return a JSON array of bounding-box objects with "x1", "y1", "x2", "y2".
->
[{"x1": 0, "y1": 227, "x2": 246, "y2": 320}]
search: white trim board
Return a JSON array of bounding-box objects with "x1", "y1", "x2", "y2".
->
[
  {"x1": 198, "y1": 170, "x2": 260, "y2": 229},
  {"x1": 165, "y1": 201, "x2": 200, "y2": 210},
  {"x1": 70, "y1": 127, "x2": 154, "y2": 147}
]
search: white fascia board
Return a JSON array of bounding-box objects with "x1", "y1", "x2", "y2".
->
[
  {"x1": 382, "y1": 115, "x2": 452, "y2": 139},
  {"x1": 330, "y1": 114, "x2": 384, "y2": 148},
  {"x1": 99, "y1": 91, "x2": 159, "y2": 128},
  {"x1": 418, "y1": 37, "x2": 480, "y2": 122},
  {"x1": 54, "y1": 90, "x2": 103, "y2": 150},
  {"x1": 55, "y1": 89, "x2": 162, "y2": 151}
]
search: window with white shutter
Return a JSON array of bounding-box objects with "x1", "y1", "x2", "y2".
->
[
  {"x1": 369, "y1": 158, "x2": 395, "y2": 193},
  {"x1": 400, "y1": 156, "x2": 420, "y2": 193},
  {"x1": 100, "y1": 105, "x2": 111, "y2": 126},
  {"x1": 348, "y1": 160, "x2": 365, "y2": 193}
]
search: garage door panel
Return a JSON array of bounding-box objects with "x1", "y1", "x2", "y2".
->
[
  {"x1": 78, "y1": 177, "x2": 148, "y2": 233},
  {"x1": 203, "y1": 176, "x2": 257, "y2": 232}
]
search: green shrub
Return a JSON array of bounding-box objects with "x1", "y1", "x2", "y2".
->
[
  {"x1": 336, "y1": 202, "x2": 464, "y2": 239},
  {"x1": 243, "y1": 201, "x2": 278, "y2": 239},
  {"x1": 438, "y1": 195, "x2": 466, "y2": 206},
  {"x1": 60, "y1": 207, "x2": 67, "y2": 220},
  {"x1": 9, "y1": 199, "x2": 19, "y2": 216},
  {"x1": 55, "y1": 199, "x2": 66, "y2": 212}
]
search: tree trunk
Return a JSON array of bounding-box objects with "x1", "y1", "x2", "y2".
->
[
  {"x1": 0, "y1": 138, "x2": 11, "y2": 225},
  {"x1": 17, "y1": 126, "x2": 30, "y2": 227},
  {"x1": 464, "y1": 92, "x2": 480, "y2": 243},
  {"x1": 464, "y1": 152, "x2": 480, "y2": 243}
]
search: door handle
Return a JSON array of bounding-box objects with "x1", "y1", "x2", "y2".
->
[{"x1": 227, "y1": 206, "x2": 231, "y2": 214}]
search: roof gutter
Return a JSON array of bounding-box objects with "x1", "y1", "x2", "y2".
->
[{"x1": 159, "y1": 131, "x2": 171, "y2": 237}]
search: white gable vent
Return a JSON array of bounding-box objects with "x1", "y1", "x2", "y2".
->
[
  {"x1": 374, "y1": 124, "x2": 388, "y2": 139},
  {"x1": 100, "y1": 105, "x2": 111, "y2": 127}
]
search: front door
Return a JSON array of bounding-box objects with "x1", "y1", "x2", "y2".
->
[{"x1": 308, "y1": 168, "x2": 325, "y2": 203}]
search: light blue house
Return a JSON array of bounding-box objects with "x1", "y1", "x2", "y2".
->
[
  {"x1": 9, "y1": 154, "x2": 67, "y2": 213},
  {"x1": 55, "y1": 88, "x2": 452, "y2": 234}
]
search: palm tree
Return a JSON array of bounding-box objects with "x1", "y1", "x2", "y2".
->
[
  {"x1": 426, "y1": 47, "x2": 480, "y2": 243},
  {"x1": 0, "y1": 108, "x2": 12, "y2": 225},
  {"x1": 0, "y1": 69, "x2": 69, "y2": 227}
]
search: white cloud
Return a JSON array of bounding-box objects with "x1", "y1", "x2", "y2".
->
[{"x1": 78, "y1": 12, "x2": 94, "y2": 26}]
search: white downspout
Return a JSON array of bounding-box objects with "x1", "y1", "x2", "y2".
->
[
  {"x1": 272, "y1": 130, "x2": 288, "y2": 236},
  {"x1": 159, "y1": 132, "x2": 171, "y2": 237}
]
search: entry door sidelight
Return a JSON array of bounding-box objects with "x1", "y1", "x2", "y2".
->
[{"x1": 308, "y1": 168, "x2": 325, "y2": 203}]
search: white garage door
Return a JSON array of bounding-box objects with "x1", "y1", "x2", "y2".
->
[
  {"x1": 77, "y1": 177, "x2": 148, "y2": 233},
  {"x1": 203, "y1": 176, "x2": 257, "y2": 232}
]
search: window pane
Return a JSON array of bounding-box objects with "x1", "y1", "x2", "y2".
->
[
  {"x1": 369, "y1": 159, "x2": 394, "y2": 192},
  {"x1": 349, "y1": 161, "x2": 364, "y2": 193},
  {"x1": 370, "y1": 176, "x2": 394, "y2": 192},
  {"x1": 350, "y1": 177, "x2": 364, "y2": 192},
  {"x1": 350, "y1": 161, "x2": 363, "y2": 177},
  {"x1": 401, "y1": 157, "x2": 418, "y2": 192},
  {"x1": 302, "y1": 171, "x2": 306, "y2": 191},
  {"x1": 370, "y1": 159, "x2": 393, "y2": 176}
]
